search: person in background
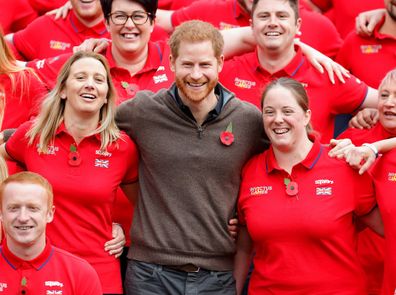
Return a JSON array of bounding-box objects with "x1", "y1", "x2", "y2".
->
[
  {"x1": 0, "y1": 171, "x2": 102, "y2": 294},
  {"x1": 235, "y1": 77, "x2": 383, "y2": 294},
  {"x1": 1, "y1": 51, "x2": 138, "y2": 294}
]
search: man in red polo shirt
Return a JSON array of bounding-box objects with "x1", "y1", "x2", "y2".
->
[
  {"x1": 156, "y1": 0, "x2": 343, "y2": 58},
  {"x1": 336, "y1": 0, "x2": 396, "y2": 89},
  {"x1": 220, "y1": 0, "x2": 378, "y2": 143},
  {"x1": 6, "y1": 0, "x2": 107, "y2": 60},
  {"x1": 0, "y1": 172, "x2": 102, "y2": 295}
]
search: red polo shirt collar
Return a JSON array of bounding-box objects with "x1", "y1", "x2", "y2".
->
[
  {"x1": 254, "y1": 46, "x2": 306, "y2": 78},
  {"x1": 1, "y1": 238, "x2": 54, "y2": 270},
  {"x1": 69, "y1": 9, "x2": 107, "y2": 36},
  {"x1": 56, "y1": 121, "x2": 102, "y2": 141},
  {"x1": 265, "y1": 134, "x2": 323, "y2": 173},
  {"x1": 373, "y1": 16, "x2": 396, "y2": 41}
]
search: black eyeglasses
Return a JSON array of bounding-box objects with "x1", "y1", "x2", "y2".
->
[{"x1": 108, "y1": 11, "x2": 152, "y2": 26}]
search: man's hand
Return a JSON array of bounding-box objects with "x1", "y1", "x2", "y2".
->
[
  {"x1": 348, "y1": 108, "x2": 379, "y2": 129},
  {"x1": 46, "y1": 1, "x2": 72, "y2": 20},
  {"x1": 355, "y1": 9, "x2": 385, "y2": 37},
  {"x1": 104, "y1": 223, "x2": 126, "y2": 258},
  {"x1": 228, "y1": 218, "x2": 239, "y2": 241}
]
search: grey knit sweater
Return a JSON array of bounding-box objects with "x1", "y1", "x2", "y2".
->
[{"x1": 116, "y1": 84, "x2": 268, "y2": 271}]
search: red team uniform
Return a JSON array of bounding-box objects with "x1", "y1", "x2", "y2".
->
[
  {"x1": 336, "y1": 16, "x2": 396, "y2": 89},
  {"x1": 238, "y1": 136, "x2": 376, "y2": 294},
  {"x1": 0, "y1": 0, "x2": 37, "y2": 34},
  {"x1": 171, "y1": 0, "x2": 342, "y2": 58},
  {"x1": 5, "y1": 121, "x2": 139, "y2": 294},
  {"x1": 371, "y1": 149, "x2": 396, "y2": 295},
  {"x1": 220, "y1": 47, "x2": 368, "y2": 143},
  {"x1": 0, "y1": 239, "x2": 102, "y2": 295},
  {"x1": 12, "y1": 10, "x2": 108, "y2": 60}
]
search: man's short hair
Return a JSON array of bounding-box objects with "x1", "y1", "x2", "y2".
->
[
  {"x1": 0, "y1": 172, "x2": 54, "y2": 209},
  {"x1": 251, "y1": 0, "x2": 300, "y2": 22},
  {"x1": 168, "y1": 20, "x2": 224, "y2": 61},
  {"x1": 100, "y1": 0, "x2": 158, "y2": 22}
]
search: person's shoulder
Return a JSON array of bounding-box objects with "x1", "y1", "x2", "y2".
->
[{"x1": 52, "y1": 246, "x2": 94, "y2": 268}]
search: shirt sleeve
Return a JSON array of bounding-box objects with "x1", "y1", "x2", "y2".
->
[
  {"x1": 120, "y1": 133, "x2": 139, "y2": 184},
  {"x1": 353, "y1": 169, "x2": 376, "y2": 216},
  {"x1": 5, "y1": 121, "x2": 32, "y2": 165}
]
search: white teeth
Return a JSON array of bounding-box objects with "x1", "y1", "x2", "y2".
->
[
  {"x1": 81, "y1": 94, "x2": 96, "y2": 99},
  {"x1": 384, "y1": 111, "x2": 396, "y2": 116},
  {"x1": 274, "y1": 128, "x2": 288, "y2": 134},
  {"x1": 265, "y1": 32, "x2": 280, "y2": 36},
  {"x1": 123, "y1": 33, "x2": 138, "y2": 39},
  {"x1": 188, "y1": 82, "x2": 204, "y2": 87},
  {"x1": 16, "y1": 226, "x2": 33, "y2": 230}
]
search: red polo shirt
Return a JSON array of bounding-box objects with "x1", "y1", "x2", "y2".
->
[
  {"x1": 370, "y1": 149, "x2": 396, "y2": 295},
  {"x1": 238, "y1": 137, "x2": 375, "y2": 294},
  {"x1": 27, "y1": 41, "x2": 174, "y2": 98},
  {"x1": 0, "y1": 0, "x2": 37, "y2": 34},
  {"x1": 220, "y1": 47, "x2": 368, "y2": 143},
  {"x1": 28, "y1": 0, "x2": 68, "y2": 15},
  {"x1": 311, "y1": 0, "x2": 384, "y2": 38},
  {"x1": 338, "y1": 123, "x2": 392, "y2": 295},
  {"x1": 336, "y1": 17, "x2": 396, "y2": 89},
  {"x1": 171, "y1": 0, "x2": 342, "y2": 58},
  {"x1": 0, "y1": 70, "x2": 47, "y2": 130},
  {"x1": 5, "y1": 121, "x2": 139, "y2": 294},
  {"x1": 13, "y1": 9, "x2": 109, "y2": 60},
  {"x1": 0, "y1": 239, "x2": 102, "y2": 294}
]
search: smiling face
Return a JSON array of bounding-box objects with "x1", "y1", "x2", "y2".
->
[
  {"x1": 106, "y1": 0, "x2": 153, "y2": 59},
  {"x1": 378, "y1": 78, "x2": 396, "y2": 135},
  {"x1": 251, "y1": 0, "x2": 301, "y2": 54},
  {"x1": 0, "y1": 182, "x2": 54, "y2": 256},
  {"x1": 170, "y1": 40, "x2": 224, "y2": 105},
  {"x1": 61, "y1": 57, "x2": 109, "y2": 118},
  {"x1": 70, "y1": 0, "x2": 103, "y2": 25},
  {"x1": 262, "y1": 85, "x2": 311, "y2": 151}
]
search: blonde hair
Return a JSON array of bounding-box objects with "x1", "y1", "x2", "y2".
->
[
  {"x1": 0, "y1": 29, "x2": 36, "y2": 101},
  {"x1": 379, "y1": 68, "x2": 396, "y2": 91},
  {"x1": 27, "y1": 51, "x2": 120, "y2": 153},
  {"x1": 0, "y1": 172, "x2": 53, "y2": 209}
]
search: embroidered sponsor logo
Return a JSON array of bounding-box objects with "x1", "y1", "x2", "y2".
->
[
  {"x1": 95, "y1": 150, "x2": 112, "y2": 157},
  {"x1": 249, "y1": 186, "x2": 272, "y2": 196},
  {"x1": 219, "y1": 22, "x2": 240, "y2": 30},
  {"x1": 46, "y1": 291, "x2": 63, "y2": 295},
  {"x1": 315, "y1": 179, "x2": 334, "y2": 185},
  {"x1": 388, "y1": 172, "x2": 396, "y2": 181},
  {"x1": 49, "y1": 40, "x2": 71, "y2": 51},
  {"x1": 153, "y1": 74, "x2": 168, "y2": 84},
  {"x1": 234, "y1": 78, "x2": 256, "y2": 89},
  {"x1": 45, "y1": 281, "x2": 63, "y2": 288},
  {"x1": 360, "y1": 44, "x2": 382, "y2": 54},
  {"x1": 95, "y1": 159, "x2": 109, "y2": 168},
  {"x1": 156, "y1": 66, "x2": 165, "y2": 71},
  {"x1": 315, "y1": 179, "x2": 334, "y2": 196},
  {"x1": 0, "y1": 282, "x2": 8, "y2": 291}
]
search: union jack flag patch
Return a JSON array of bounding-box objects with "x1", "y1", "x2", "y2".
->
[
  {"x1": 95, "y1": 159, "x2": 109, "y2": 168},
  {"x1": 316, "y1": 187, "x2": 332, "y2": 196}
]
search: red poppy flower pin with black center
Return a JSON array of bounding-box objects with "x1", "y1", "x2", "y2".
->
[
  {"x1": 284, "y1": 178, "x2": 298, "y2": 197},
  {"x1": 68, "y1": 144, "x2": 82, "y2": 166},
  {"x1": 220, "y1": 122, "x2": 234, "y2": 146}
]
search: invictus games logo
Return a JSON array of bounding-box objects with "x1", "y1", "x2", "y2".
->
[
  {"x1": 234, "y1": 78, "x2": 256, "y2": 89},
  {"x1": 249, "y1": 186, "x2": 272, "y2": 196},
  {"x1": 388, "y1": 172, "x2": 396, "y2": 182}
]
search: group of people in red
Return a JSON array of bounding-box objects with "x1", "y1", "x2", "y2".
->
[{"x1": 0, "y1": 0, "x2": 395, "y2": 294}]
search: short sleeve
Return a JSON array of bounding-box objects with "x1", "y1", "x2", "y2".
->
[
  {"x1": 5, "y1": 121, "x2": 33, "y2": 165},
  {"x1": 353, "y1": 169, "x2": 376, "y2": 216},
  {"x1": 120, "y1": 133, "x2": 139, "y2": 184}
]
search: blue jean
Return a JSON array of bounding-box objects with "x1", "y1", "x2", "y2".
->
[{"x1": 125, "y1": 260, "x2": 236, "y2": 295}]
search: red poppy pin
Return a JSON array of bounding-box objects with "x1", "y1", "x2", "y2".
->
[
  {"x1": 220, "y1": 122, "x2": 234, "y2": 146},
  {"x1": 68, "y1": 144, "x2": 82, "y2": 166},
  {"x1": 121, "y1": 81, "x2": 138, "y2": 97},
  {"x1": 284, "y1": 178, "x2": 298, "y2": 196}
]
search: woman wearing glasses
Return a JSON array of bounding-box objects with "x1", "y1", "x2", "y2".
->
[{"x1": 234, "y1": 78, "x2": 383, "y2": 295}]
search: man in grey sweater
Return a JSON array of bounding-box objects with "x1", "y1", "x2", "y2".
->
[{"x1": 116, "y1": 20, "x2": 268, "y2": 295}]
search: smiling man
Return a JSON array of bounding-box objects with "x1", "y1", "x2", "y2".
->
[
  {"x1": 0, "y1": 172, "x2": 102, "y2": 295},
  {"x1": 115, "y1": 20, "x2": 268, "y2": 295}
]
